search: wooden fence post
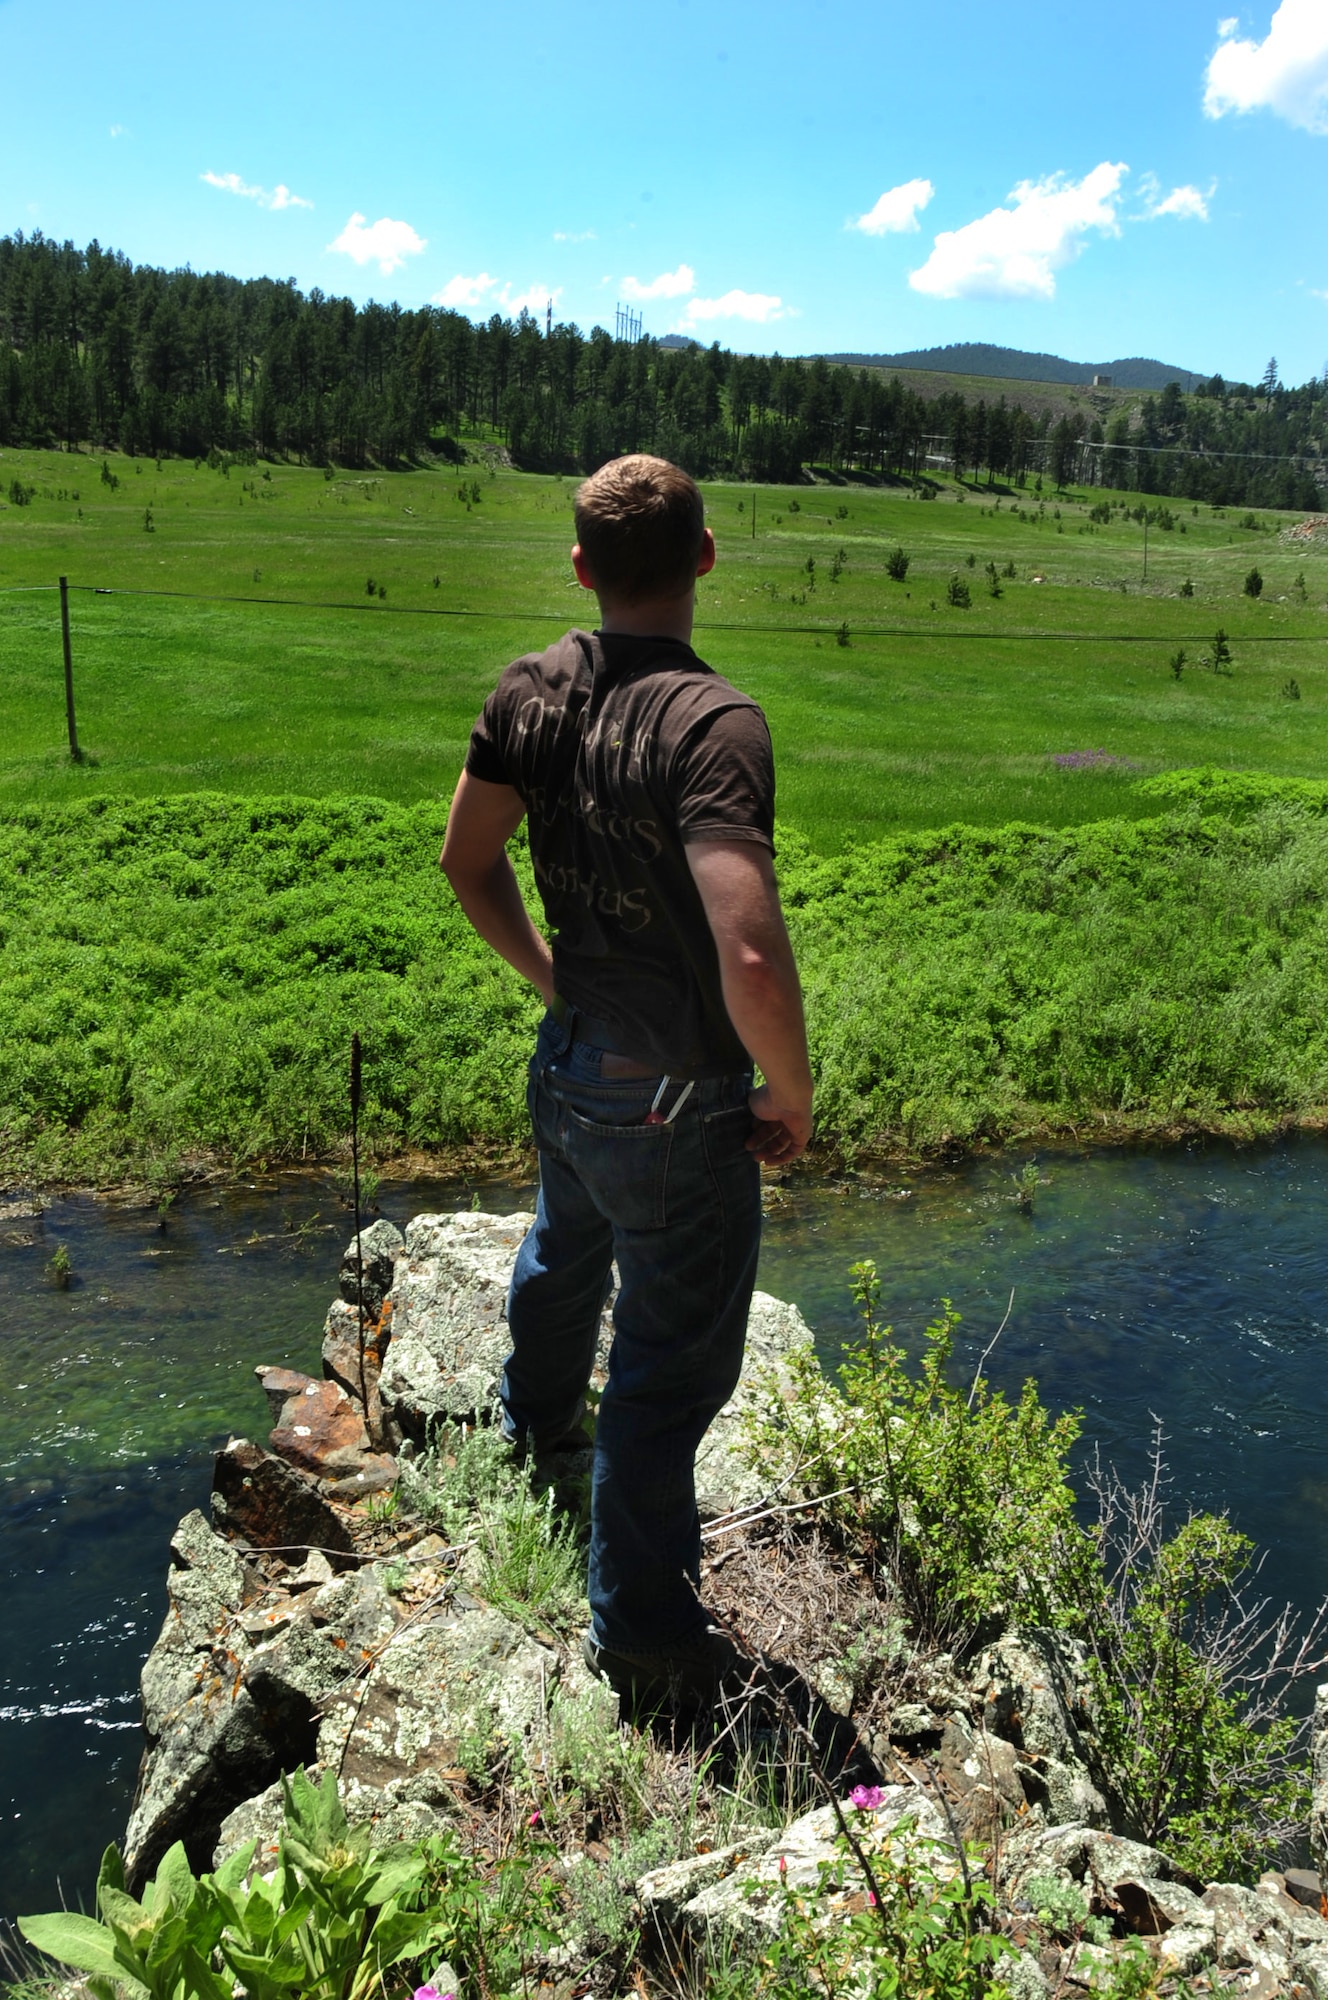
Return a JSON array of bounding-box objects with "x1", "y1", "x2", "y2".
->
[{"x1": 59, "y1": 575, "x2": 81, "y2": 761}]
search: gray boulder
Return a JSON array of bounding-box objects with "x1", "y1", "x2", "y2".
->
[
  {"x1": 124, "y1": 1512, "x2": 276, "y2": 1889},
  {"x1": 378, "y1": 1211, "x2": 548, "y2": 1434},
  {"x1": 971, "y1": 1628, "x2": 1110, "y2": 1828},
  {"x1": 999, "y1": 1822, "x2": 1194, "y2": 1906},
  {"x1": 1312, "y1": 1683, "x2": 1328, "y2": 1878},
  {"x1": 213, "y1": 1602, "x2": 559, "y2": 1871},
  {"x1": 642, "y1": 1789, "x2": 952, "y2": 1942},
  {"x1": 339, "y1": 1218, "x2": 405, "y2": 1319}
]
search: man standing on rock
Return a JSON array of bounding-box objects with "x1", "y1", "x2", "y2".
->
[{"x1": 441, "y1": 454, "x2": 812, "y2": 1711}]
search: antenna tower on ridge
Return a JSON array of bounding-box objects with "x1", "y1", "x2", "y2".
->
[
  {"x1": 546, "y1": 299, "x2": 552, "y2": 337},
  {"x1": 614, "y1": 302, "x2": 643, "y2": 343}
]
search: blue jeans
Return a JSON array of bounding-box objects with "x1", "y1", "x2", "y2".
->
[{"x1": 502, "y1": 1008, "x2": 761, "y2": 1652}]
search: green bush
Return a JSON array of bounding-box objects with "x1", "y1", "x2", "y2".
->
[
  {"x1": 747, "y1": 1261, "x2": 1319, "y2": 1886},
  {"x1": 4, "y1": 791, "x2": 1328, "y2": 1182},
  {"x1": 743, "y1": 1261, "x2": 1085, "y2": 1642},
  {"x1": 18, "y1": 1769, "x2": 462, "y2": 2000},
  {"x1": 1061, "y1": 1501, "x2": 1312, "y2": 1882}
]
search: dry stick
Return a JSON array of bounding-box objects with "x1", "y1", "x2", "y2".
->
[
  {"x1": 701, "y1": 1471, "x2": 893, "y2": 1542},
  {"x1": 968, "y1": 1289, "x2": 1016, "y2": 1410},
  {"x1": 349, "y1": 1033, "x2": 371, "y2": 1441}
]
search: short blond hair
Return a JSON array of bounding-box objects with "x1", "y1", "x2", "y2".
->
[{"x1": 574, "y1": 454, "x2": 705, "y2": 603}]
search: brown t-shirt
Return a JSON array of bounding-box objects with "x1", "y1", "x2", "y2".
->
[{"x1": 465, "y1": 627, "x2": 774, "y2": 1075}]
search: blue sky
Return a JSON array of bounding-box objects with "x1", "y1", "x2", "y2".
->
[{"x1": 2, "y1": 0, "x2": 1326, "y2": 385}]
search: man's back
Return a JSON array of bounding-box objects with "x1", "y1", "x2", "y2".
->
[{"x1": 466, "y1": 627, "x2": 774, "y2": 1074}]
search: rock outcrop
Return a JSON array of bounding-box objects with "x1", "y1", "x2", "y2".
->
[
  {"x1": 120, "y1": 1206, "x2": 1328, "y2": 1996},
  {"x1": 124, "y1": 1211, "x2": 816, "y2": 1884}
]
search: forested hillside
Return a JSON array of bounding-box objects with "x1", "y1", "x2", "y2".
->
[{"x1": 1, "y1": 231, "x2": 1322, "y2": 508}]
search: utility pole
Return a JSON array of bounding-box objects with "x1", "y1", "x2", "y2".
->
[
  {"x1": 59, "y1": 576, "x2": 81, "y2": 761},
  {"x1": 1142, "y1": 512, "x2": 1149, "y2": 584},
  {"x1": 752, "y1": 489, "x2": 756, "y2": 541}
]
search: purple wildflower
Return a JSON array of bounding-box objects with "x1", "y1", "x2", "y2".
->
[{"x1": 849, "y1": 1784, "x2": 887, "y2": 1811}]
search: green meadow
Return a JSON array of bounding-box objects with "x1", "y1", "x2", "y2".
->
[
  {"x1": 1, "y1": 446, "x2": 1324, "y2": 850},
  {"x1": 2, "y1": 447, "x2": 1327, "y2": 1182}
]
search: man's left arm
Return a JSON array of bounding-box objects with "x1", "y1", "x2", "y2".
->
[{"x1": 440, "y1": 772, "x2": 554, "y2": 1002}]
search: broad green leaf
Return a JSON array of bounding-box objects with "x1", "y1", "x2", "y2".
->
[
  {"x1": 151, "y1": 1839, "x2": 199, "y2": 1916},
  {"x1": 17, "y1": 1912, "x2": 123, "y2": 1979},
  {"x1": 96, "y1": 1843, "x2": 127, "y2": 1907},
  {"x1": 210, "y1": 1838, "x2": 257, "y2": 1899}
]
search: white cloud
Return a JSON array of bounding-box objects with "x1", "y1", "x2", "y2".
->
[
  {"x1": 1139, "y1": 172, "x2": 1214, "y2": 219},
  {"x1": 203, "y1": 170, "x2": 313, "y2": 211},
  {"x1": 327, "y1": 212, "x2": 425, "y2": 273},
  {"x1": 677, "y1": 289, "x2": 787, "y2": 327},
  {"x1": 431, "y1": 274, "x2": 560, "y2": 319},
  {"x1": 849, "y1": 178, "x2": 934, "y2": 235},
  {"x1": 908, "y1": 161, "x2": 1128, "y2": 301},
  {"x1": 1204, "y1": 0, "x2": 1328, "y2": 131},
  {"x1": 109, "y1": 123, "x2": 126, "y2": 139},
  {"x1": 621, "y1": 263, "x2": 696, "y2": 300},
  {"x1": 501, "y1": 282, "x2": 560, "y2": 318},
  {"x1": 1218, "y1": 15, "x2": 1239, "y2": 35},
  {"x1": 434, "y1": 272, "x2": 497, "y2": 308},
  {"x1": 553, "y1": 229, "x2": 597, "y2": 242}
]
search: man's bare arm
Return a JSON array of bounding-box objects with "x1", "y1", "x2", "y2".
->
[
  {"x1": 685, "y1": 839, "x2": 813, "y2": 1164},
  {"x1": 440, "y1": 772, "x2": 554, "y2": 1002}
]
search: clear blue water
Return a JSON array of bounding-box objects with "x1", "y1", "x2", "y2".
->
[{"x1": 2, "y1": 1139, "x2": 1326, "y2": 1923}]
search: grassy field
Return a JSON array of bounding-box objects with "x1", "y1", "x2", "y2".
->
[{"x1": 1, "y1": 446, "x2": 1324, "y2": 851}]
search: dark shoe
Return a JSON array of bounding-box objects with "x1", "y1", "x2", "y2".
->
[{"x1": 581, "y1": 1625, "x2": 747, "y2": 1713}]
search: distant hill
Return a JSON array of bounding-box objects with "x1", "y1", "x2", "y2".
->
[{"x1": 819, "y1": 342, "x2": 1206, "y2": 392}]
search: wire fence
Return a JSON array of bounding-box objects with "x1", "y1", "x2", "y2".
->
[{"x1": 3, "y1": 576, "x2": 1324, "y2": 646}]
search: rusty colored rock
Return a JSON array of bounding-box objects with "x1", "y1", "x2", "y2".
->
[
  {"x1": 269, "y1": 1378, "x2": 370, "y2": 1476},
  {"x1": 255, "y1": 1365, "x2": 320, "y2": 1426},
  {"x1": 211, "y1": 1437, "x2": 355, "y2": 1562},
  {"x1": 321, "y1": 1298, "x2": 388, "y2": 1440}
]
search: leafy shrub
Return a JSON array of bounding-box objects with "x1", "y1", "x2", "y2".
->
[
  {"x1": 7, "y1": 795, "x2": 1328, "y2": 1181},
  {"x1": 712, "y1": 1823, "x2": 1011, "y2": 2000},
  {"x1": 1243, "y1": 567, "x2": 1263, "y2": 598},
  {"x1": 885, "y1": 546, "x2": 910, "y2": 581},
  {"x1": 19, "y1": 1769, "x2": 461, "y2": 2000},
  {"x1": 743, "y1": 1262, "x2": 1084, "y2": 1641},
  {"x1": 1058, "y1": 1460, "x2": 1320, "y2": 1883},
  {"x1": 945, "y1": 573, "x2": 972, "y2": 608},
  {"x1": 1133, "y1": 766, "x2": 1328, "y2": 814}
]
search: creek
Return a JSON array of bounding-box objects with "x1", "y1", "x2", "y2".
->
[{"x1": 2, "y1": 1138, "x2": 1326, "y2": 1924}]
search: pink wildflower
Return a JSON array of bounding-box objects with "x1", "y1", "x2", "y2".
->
[
  {"x1": 413, "y1": 1988, "x2": 452, "y2": 2000},
  {"x1": 528, "y1": 1809, "x2": 542, "y2": 1828},
  {"x1": 849, "y1": 1785, "x2": 887, "y2": 1811},
  {"x1": 867, "y1": 1892, "x2": 877, "y2": 1908}
]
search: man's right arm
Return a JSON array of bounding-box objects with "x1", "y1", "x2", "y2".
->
[
  {"x1": 685, "y1": 839, "x2": 813, "y2": 1164},
  {"x1": 440, "y1": 772, "x2": 555, "y2": 1003}
]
